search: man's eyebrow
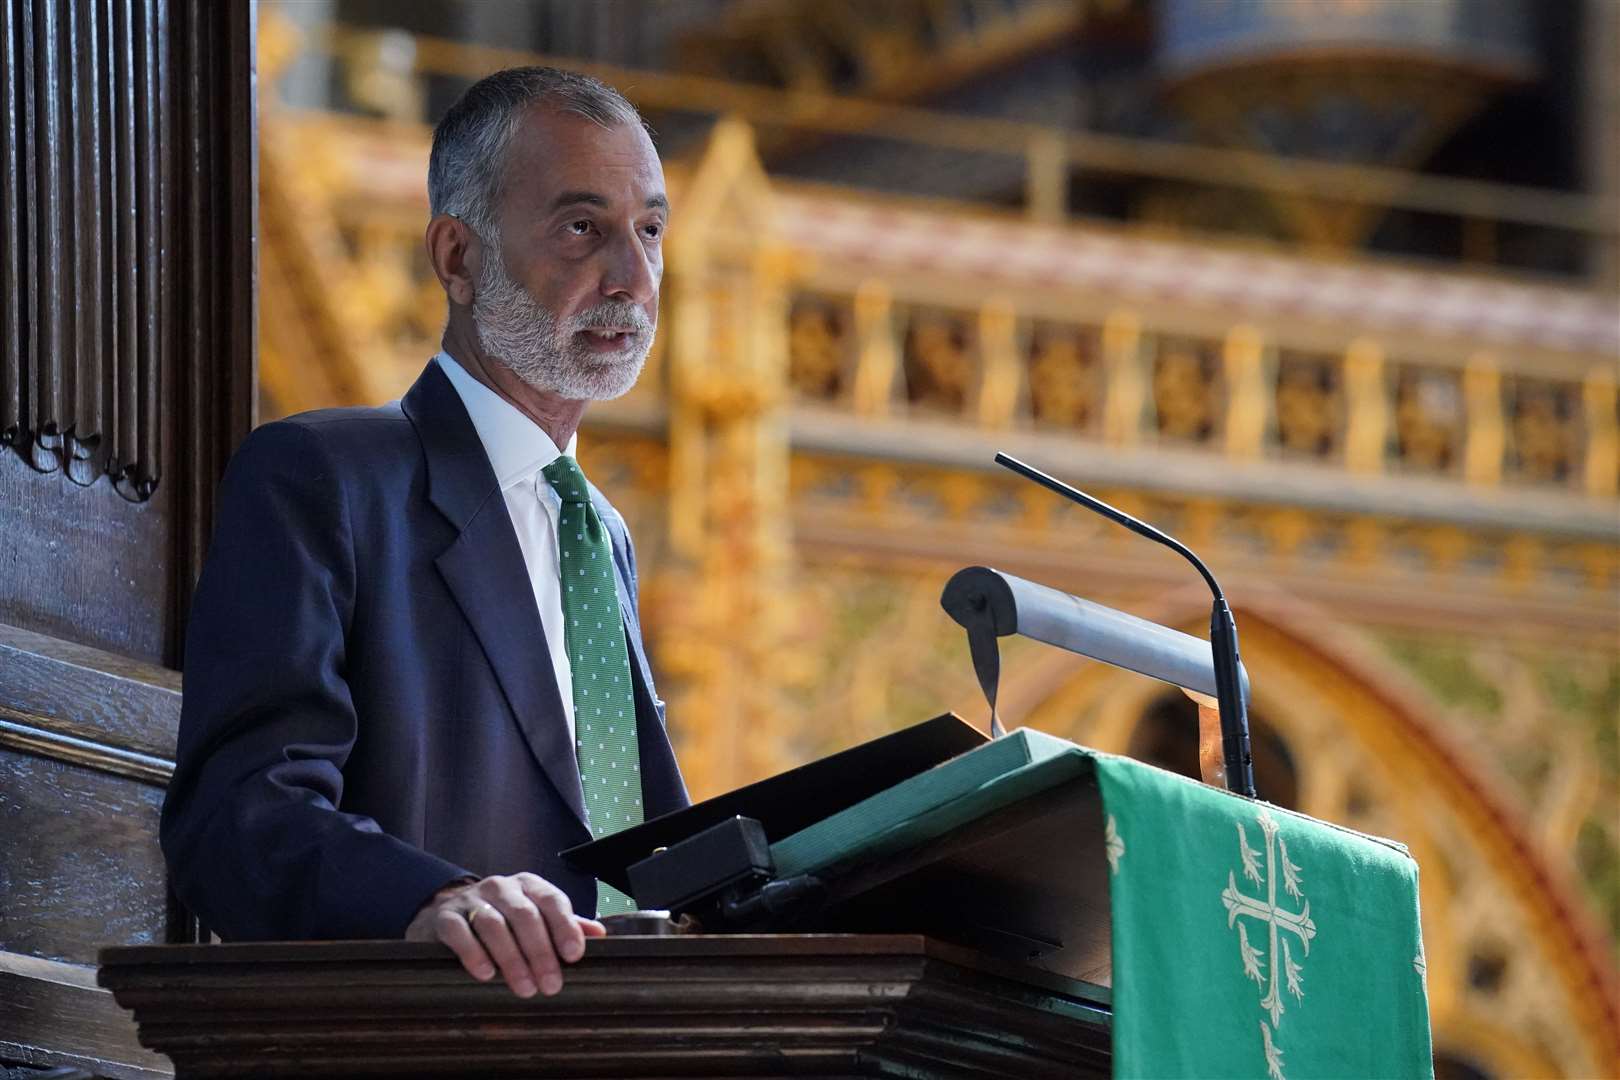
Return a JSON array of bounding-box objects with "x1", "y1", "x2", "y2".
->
[
  {"x1": 548, "y1": 191, "x2": 608, "y2": 213},
  {"x1": 546, "y1": 191, "x2": 671, "y2": 213}
]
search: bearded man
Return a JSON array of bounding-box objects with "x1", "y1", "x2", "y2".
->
[{"x1": 161, "y1": 68, "x2": 687, "y2": 1000}]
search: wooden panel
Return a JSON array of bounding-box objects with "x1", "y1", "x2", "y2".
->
[
  {"x1": 0, "y1": 622, "x2": 181, "y2": 761},
  {"x1": 0, "y1": 951, "x2": 171, "y2": 1079},
  {"x1": 0, "y1": 623, "x2": 187, "y2": 1075},
  {"x1": 0, "y1": 624, "x2": 182, "y2": 966},
  {"x1": 99, "y1": 936, "x2": 1112, "y2": 1078},
  {"x1": 0, "y1": 474, "x2": 179, "y2": 666},
  {"x1": 0, "y1": 0, "x2": 256, "y2": 668},
  {"x1": 0, "y1": 747, "x2": 169, "y2": 965}
]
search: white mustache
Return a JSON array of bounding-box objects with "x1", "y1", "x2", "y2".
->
[{"x1": 569, "y1": 305, "x2": 652, "y2": 334}]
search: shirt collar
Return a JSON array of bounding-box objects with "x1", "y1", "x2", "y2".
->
[{"x1": 435, "y1": 351, "x2": 578, "y2": 491}]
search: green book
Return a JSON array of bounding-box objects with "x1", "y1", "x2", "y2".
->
[{"x1": 771, "y1": 728, "x2": 1089, "y2": 878}]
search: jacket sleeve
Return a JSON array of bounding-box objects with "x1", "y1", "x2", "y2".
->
[{"x1": 160, "y1": 419, "x2": 469, "y2": 941}]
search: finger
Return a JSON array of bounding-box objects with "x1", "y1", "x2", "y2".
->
[
  {"x1": 468, "y1": 902, "x2": 539, "y2": 998},
  {"x1": 432, "y1": 908, "x2": 496, "y2": 982},
  {"x1": 521, "y1": 881, "x2": 586, "y2": 966},
  {"x1": 577, "y1": 917, "x2": 607, "y2": 938},
  {"x1": 494, "y1": 881, "x2": 564, "y2": 995},
  {"x1": 514, "y1": 873, "x2": 589, "y2": 958}
]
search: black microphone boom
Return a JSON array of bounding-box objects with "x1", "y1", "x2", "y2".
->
[{"x1": 994, "y1": 452, "x2": 1258, "y2": 799}]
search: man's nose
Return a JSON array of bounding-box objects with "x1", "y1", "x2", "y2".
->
[{"x1": 600, "y1": 229, "x2": 658, "y2": 306}]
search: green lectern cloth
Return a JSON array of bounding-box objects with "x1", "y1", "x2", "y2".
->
[
  {"x1": 763, "y1": 730, "x2": 1433, "y2": 1079},
  {"x1": 1094, "y1": 750, "x2": 1433, "y2": 1080}
]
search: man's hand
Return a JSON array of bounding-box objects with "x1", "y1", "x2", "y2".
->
[{"x1": 404, "y1": 873, "x2": 607, "y2": 997}]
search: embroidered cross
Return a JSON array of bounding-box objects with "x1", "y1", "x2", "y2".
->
[{"x1": 1222, "y1": 809, "x2": 1318, "y2": 1029}]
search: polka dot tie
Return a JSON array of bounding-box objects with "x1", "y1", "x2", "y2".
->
[{"x1": 542, "y1": 454, "x2": 643, "y2": 916}]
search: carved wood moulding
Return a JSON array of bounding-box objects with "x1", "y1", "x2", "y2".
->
[
  {"x1": 99, "y1": 936, "x2": 1113, "y2": 1078},
  {"x1": 1, "y1": 0, "x2": 168, "y2": 500}
]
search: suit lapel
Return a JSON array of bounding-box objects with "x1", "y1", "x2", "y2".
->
[{"x1": 403, "y1": 362, "x2": 588, "y2": 830}]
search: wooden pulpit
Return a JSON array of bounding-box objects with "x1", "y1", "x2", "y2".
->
[{"x1": 98, "y1": 935, "x2": 1110, "y2": 1078}]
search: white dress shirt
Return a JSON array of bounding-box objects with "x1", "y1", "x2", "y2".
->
[{"x1": 435, "y1": 351, "x2": 577, "y2": 742}]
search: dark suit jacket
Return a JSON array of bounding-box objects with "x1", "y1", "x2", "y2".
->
[{"x1": 161, "y1": 361, "x2": 687, "y2": 940}]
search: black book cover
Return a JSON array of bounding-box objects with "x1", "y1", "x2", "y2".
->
[{"x1": 561, "y1": 713, "x2": 987, "y2": 890}]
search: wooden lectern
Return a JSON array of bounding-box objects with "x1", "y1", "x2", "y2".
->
[{"x1": 98, "y1": 936, "x2": 1110, "y2": 1077}]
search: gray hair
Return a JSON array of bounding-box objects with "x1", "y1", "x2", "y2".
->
[{"x1": 427, "y1": 66, "x2": 642, "y2": 234}]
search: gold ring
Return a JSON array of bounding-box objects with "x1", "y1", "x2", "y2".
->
[{"x1": 467, "y1": 904, "x2": 496, "y2": 931}]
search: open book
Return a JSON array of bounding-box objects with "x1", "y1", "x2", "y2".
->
[{"x1": 563, "y1": 715, "x2": 1113, "y2": 988}]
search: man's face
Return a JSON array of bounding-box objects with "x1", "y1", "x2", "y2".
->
[{"x1": 471, "y1": 107, "x2": 667, "y2": 401}]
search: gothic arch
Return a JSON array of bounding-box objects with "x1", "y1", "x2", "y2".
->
[{"x1": 994, "y1": 592, "x2": 1619, "y2": 1079}]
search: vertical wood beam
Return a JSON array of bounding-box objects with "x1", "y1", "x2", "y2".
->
[
  {"x1": 667, "y1": 266, "x2": 710, "y2": 561},
  {"x1": 1025, "y1": 131, "x2": 1066, "y2": 225},
  {"x1": 1101, "y1": 310, "x2": 1148, "y2": 445},
  {"x1": 852, "y1": 279, "x2": 898, "y2": 417},
  {"x1": 1463, "y1": 352, "x2": 1504, "y2": 486},
  {"x1": 1222, "y1": 323, "x2": 1269, "y2": 459},
  {"x1": 975, "y1": 297, "x2": 1021, "y2": 428},
  {"x1": 1582, "y1": 363, "x2": 1619, "y2": 497}
]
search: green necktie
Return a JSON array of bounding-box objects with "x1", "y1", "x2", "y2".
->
[{"x1": 542, "y1": 454, "x2": 643, "y2": 916}]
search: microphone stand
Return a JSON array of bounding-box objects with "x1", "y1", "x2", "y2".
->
[{"x1": 995, "y1": 452, "x2": 1258, "y2": 799}]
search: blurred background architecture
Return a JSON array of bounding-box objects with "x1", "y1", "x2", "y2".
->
[{"x1": 253, "y1": 2, "x2": 1617, "y2": 1076}]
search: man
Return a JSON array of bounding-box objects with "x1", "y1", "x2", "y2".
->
[{"x1": 160, "y1": 68, "x2": 687, "y2": 1000}]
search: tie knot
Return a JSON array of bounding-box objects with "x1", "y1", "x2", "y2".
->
[{"x1": 542, "y1": 454, "x2": 591, "y2": 504}]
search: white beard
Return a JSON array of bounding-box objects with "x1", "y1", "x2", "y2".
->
[{"x1": 470, "y1": 234, "x2": 654, "y2": 401}]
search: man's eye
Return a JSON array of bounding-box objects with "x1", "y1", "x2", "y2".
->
[
  {"x1": 567, "y1": 220, "x2": 594, "y2": 236},
  {"x1": 642, "y1": 223, "x2": 663, "y2": 240}
]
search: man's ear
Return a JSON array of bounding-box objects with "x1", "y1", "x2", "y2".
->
[{"x1": 425, "y1": 214, "x2": 480, "y2": 307}]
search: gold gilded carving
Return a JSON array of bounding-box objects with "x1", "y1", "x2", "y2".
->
[
  {"x1": 903, "y1": 312, "x2": 973, "y2": 414},
  {"x1": 1422, "y1": 526, "x2": 1472, "y2": 575},
  {"x1": 788, "y1": 297, "x2": 848, "y2": 401},
  {"x1": 1276, "y1": 351, "x2": 1339, "y2": 458},
  {"x1": 654, "y1": 118, "x2": 799, "y2": 797},
  {"x1": 1028, "y1": 325, "x2": 1099, "y2": 430},
  {"x1": 1154, "y1": 336, "x2": 1218, "y2": 442},
  {"x1": 1343, "y1": 516, "x2": 1384, "y2": 567},
  {"x1": 1395, "y1": 367, "x2": 1462, "y2": 474},
  {"x1": 1500, "y1": 535, "x2": 1542, "y2": 591},
  {"x1": 1507, "y1": 378, "x2": 1575, "y2": 485},
  {"x1": 666, "y1": 271, "x2": 713, "y2": 561},
  {"x1": 1182, "y1": 498, "x2": 1223, "y2": 553},
  {"x1": 1256, "y1": 508, "x2": 1313, "y2": 565}
]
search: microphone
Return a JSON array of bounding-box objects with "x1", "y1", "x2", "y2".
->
[{"x1": 993, "y1": 452, "x2": 1257, "y2": 799}]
